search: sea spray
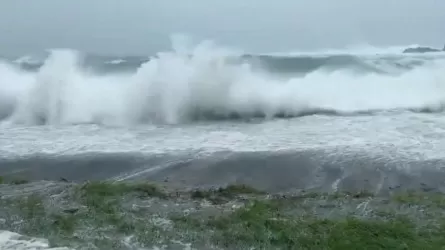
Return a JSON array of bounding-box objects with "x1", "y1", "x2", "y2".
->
[{"x1": 0, "y1": 38, "x2": 445, "y2": 126}]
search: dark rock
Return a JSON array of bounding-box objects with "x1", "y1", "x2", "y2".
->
[
  {"x1": 403, "y1": 47, "x2": 441, "y2": 53},
  {"x1": 63, "y1": 208, "x2": 79, "y2": 214},
  {"x1": 59, "y1": 177, "x2": 69, "y2": 182}
]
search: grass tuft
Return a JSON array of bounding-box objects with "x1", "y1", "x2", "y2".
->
[
  {"x1": 4, "y1": 180, "x2": 445, "y2": 249},
  {"x1": 10, "y1": 178, "x2": 30, "y2": 185},
  {"x1": 191, "y1": 184, "x2": 264, "y2": 204},
  {"x1": 79, "y1": 181, "x2": 166, "y2": 198},
  {"x1": 16, "y1": 195, "x2": 46, "y2": 220},
  {"x1": 393, "y1": 191, "x2": 445, "y2": 208},
  {"x1": 51, "y1": 214, "x2": 78, "y2": 234},
  {"x1": 346, "y1": 190, "x2": 375, "y2": 198},
  {"x1": 0, "y1": 176, "x2": 30, "y2": 185},
  {"x1": 173, "y1": 199, "x2": 445, "y2": 249}
]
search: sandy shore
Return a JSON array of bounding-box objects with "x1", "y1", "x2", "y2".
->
[{"x1": 2, "y1": 151, "x2": 445, "y2": 195}]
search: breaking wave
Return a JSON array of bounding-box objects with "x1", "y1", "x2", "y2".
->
[{"x1": 1, "y1": 37, "x2": 445, "y2": 125}]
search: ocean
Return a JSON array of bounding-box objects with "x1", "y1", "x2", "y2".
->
[
  {"x1": 2, "y1": 40, "x2": 445, "y2": 248},
  {"x1": 2, "y1": 41, "x2": 445, "y2": 185}
]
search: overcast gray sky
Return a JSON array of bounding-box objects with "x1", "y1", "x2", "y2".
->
[{"x1": 0, "y1": 0, "x2": 444, "y2": 56}]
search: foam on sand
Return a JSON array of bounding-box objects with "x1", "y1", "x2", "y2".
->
[{"x1": 0, "y1": 230, "x2": 72, "y2": 250}]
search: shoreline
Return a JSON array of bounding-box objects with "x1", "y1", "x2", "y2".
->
[
  {"x1": 1, "y1": 178, "x2": 445, "y2": 249},
  {"x1": 2, "y1": 151, "x2": 445, "y2": 196}
]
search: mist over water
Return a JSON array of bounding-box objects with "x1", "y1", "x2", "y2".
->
[{"x1": 1, "y1": 37, "x2": 445, "y2": 126}]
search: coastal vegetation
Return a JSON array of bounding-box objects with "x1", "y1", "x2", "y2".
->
[{"x1": 1, "y1": 177, "x2": 445, "y2": 249}]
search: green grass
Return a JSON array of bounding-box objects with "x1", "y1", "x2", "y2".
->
[
  {"x1": 3, "y1": 179, "x2": 445, "y2": 249},
  {"x1": 75, "y1": 181, "x2": 166, "y2": 213},
  {"x1": 0, "y1": 175, "x2": 30, "y2": 185},
  {"x1": 10, "y1": 178, "x2": 30, "y2": 185},
  {"x1": 11, "y1": 195, "x2": 81, "y2": 237},
  {"x1": 79, "y1": 181, "x2": 166, "y2": 198},
  {"x1": 18, "y1": 195, "x2": 46, "y2": 220},
  {"x1": 6, "y1": 181, "x2": 166, "y2": 239},
  {"x1": 393, "y1": 191, "x2": 445, "y2": 208},
  {"x1": 73, "y1": 181, "x2": 168, "y2": 236},
  {"x1": 51, "y1": 214, "x2": 78, "y2": 234},
  {"x1": 190, "y1": 184, "x2": 265, "y2": 204},
  {"x1": 173, "y1": 199, "x2": 445, "y2": 249},
  {"x1": 292, "y1": 190, "x2": 375, "y2": 200}
]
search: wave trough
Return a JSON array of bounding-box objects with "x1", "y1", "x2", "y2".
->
[{"x1": 1, "y1": 39, "x2": 445, "y2": 125}]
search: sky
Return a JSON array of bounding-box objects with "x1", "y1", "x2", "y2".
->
[{"x1": 0, "y1": 0, "x2": 444, "y2": 56}]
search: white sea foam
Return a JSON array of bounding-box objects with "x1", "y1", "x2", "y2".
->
[
  {"x1": 106, "y1": 59, "x2": 126, "y2": 65},
  {"x1": 0, "y1": 37, "x2": 445, "y2": 126},
  {"x1": 0, "y1": 231, "x2": 72, "y2": 250},
  {"x1": 0, "y1": 230, "x2": 190, "y2": 250}
]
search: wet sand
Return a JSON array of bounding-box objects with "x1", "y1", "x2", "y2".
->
[{"x1": 1, "y1": 150, "x2": 445, "y2": 195}]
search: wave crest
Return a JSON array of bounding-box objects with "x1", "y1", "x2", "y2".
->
[{"x1": 1, "y1": 38, "x2": 445, "y2": 126}]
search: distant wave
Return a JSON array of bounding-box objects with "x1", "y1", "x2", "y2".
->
[
  {"x1": 3, "y1": 44, "x2": 445, "y2": 75},
  {"x1": 1, "y1": 38, "x2": 445, "y2": 126},
  {"x1": 7, "y1": 54, "x2": 428, "y2": 75}
]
